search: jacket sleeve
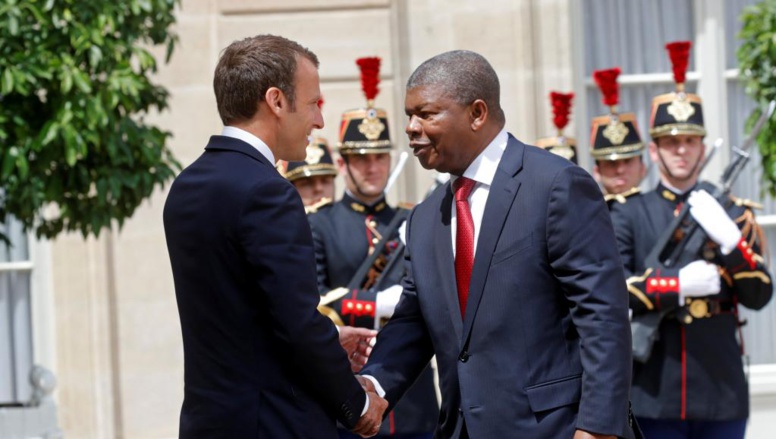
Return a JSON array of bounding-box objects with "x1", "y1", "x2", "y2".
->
[
  {"x1": 546, "y1": 166, "x2": 633, "y2": 438},
  {"x1": 240, "y1": 179, "x2": 366, "y2": 429},
  {"x1": 359, "y1": 207, "x2": 436, "y2": 411},
  {"x1": 609, "y1": 202, "x2": 682, "y2": 316},
  {"x1": 722, "y1": 205, "x2": 773, "y2": 310}
]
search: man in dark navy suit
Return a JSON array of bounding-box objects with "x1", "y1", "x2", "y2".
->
[
  {"x1": 163, "y1": 34, "x2": 387, "y2": 439},
  {"x1": 358, "y1": 50, "x2": 638, "y2": 439}
]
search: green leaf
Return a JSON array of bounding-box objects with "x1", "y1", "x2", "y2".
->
[
  {"x1": 89, "y1": 46, "x2": 103, "y2": 67},
  {"x1": 1, "y1": 69, "x2": 13, "y2": 94},
  {"x1": 1, "y1": 146, "x2": 17, "y2": 178},
  {"x1": 15, "y1": 153, "x2": 28, "y2": 179},
  {"x1": 61, "y1": 69, "x2": 73, "y2": 93},
  {"x1": 40, "y1": 121, "x2": 59, "y2": 146},
  {"x1": 72, "y1": 71, "x2": 92, "y2": 93},
  {"x1": 8, "y1": 15, "x2": 18, "y2": 36}
]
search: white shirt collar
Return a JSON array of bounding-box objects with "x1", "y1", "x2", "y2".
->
[
  {"x1": 451, "y1": 128, "x2": 508, "y2": 189},
  {"x1": 221, "y1": 126, "x2": 275, "y2": 164}
]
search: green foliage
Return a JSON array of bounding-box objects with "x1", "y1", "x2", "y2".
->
[
  {"x1": 738, "y1": 0, "x2": 776, "y2": 197},
  {"x1": 0, "y1": 0, "x2": 181, "y2": 243}
]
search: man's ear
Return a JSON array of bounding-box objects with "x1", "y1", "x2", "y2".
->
[
  {"x1": 337, "y1": 156, "x2": 347, "y2": 175},
  {"x1": 265, "y1": 87, "x2": 285, "y2": 116},
  {"x1": 469, "y1": 99, "x2": 489, "y2": 131},
  {"x1": 648, "y1": 141, "x2": 660, "y2": 163}
]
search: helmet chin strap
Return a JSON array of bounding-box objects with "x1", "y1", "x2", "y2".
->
[
  {"x1": 342, "y1": 155, "x2": 370, "y2": 199},
  {"x1": 656, "y1": 145, "x2": 702, "y2": 184}
]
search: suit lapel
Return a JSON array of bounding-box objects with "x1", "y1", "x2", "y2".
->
[
  {"x1": 434, "y1": 184, "x2": 463, "y2": 339},
  {"x1": 461, "y1": 135, "x2": 524, "y2": 345}
]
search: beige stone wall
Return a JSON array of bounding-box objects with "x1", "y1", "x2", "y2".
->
[{"x1": 47, "y1": 1, "x2": 575, "y2": 437}]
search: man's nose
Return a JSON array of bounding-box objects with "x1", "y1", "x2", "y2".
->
[
  {"x1": 314, "y1": 108, "x2": 324, "y2": 130},
  {"x1": 405, "y1": 115, "x2": 420, "y2": 135}
]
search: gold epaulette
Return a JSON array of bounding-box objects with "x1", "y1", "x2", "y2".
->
[
  {"x1": 730, "y1": 196, "x2": 764, "y2": 211},
  {"x1": 604, "y1": 186, "x2": 641, "y2": 204},
  {"x1": 305, "y1": 197, "x2": 333, "y2": 214},
  {"x1": 318, "y1": 287, "x2": 350, "y2": 326},
  {"x1": 320, "y1": 287, "x2": 350, "y2": 306}
]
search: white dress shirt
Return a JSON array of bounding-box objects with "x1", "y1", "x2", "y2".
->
[
  {"x1": 450, "y1": 128, "x2": 508, "y2": 256},
  {"x1": 221, "y1": 126, "x2": 275, "y2": 164}
]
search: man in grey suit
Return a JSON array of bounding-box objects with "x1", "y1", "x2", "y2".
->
[{"x1": 358, "y1": 50, "x2": 637, "y2": 439}]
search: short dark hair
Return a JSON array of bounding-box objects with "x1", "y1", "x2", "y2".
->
[
  {"x1": 213, "y1": 34, "x2": 319, "y2": 125},
  {"x1": 407, "y1": 50, "x2": 505, "y2": 123}
]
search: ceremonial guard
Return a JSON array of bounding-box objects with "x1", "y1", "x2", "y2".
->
[
  {"x1": 276, "y1": 135, "x2": 338, "y2": 213},
  {"x1": 535, "y1": 91, "x2": 578, "y2": 164},
  {"x1": 610, "y1": 41, "x2": 773, "y2": 439},
  {"x1": 308, "y1": 57, "x2": 438, "y2": 439},
  {"x1": 589, "y1": 68, "x2": 646, "y2": 209}
]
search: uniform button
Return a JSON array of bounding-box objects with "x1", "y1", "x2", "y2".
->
[
  {"x1": 459, "y1": 351, "x2": 469, "y2": 362},
  {"x1": 458, "y1": 408, "x2": 464, "y2": 416}
]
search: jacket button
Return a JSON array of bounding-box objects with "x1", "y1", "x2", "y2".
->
[{"x1": 459, "y1": 351, "x2": 469, "y2": 362}]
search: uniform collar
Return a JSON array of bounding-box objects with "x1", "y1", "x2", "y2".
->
[
  {"x1": 656, "y1": 181, "x2": 695, "y2": 204},
  {"x1": 342, "y1": 192, "x2": 388, "y2": 215}
]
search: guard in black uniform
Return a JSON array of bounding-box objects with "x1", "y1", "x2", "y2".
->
[
  {"x1": 308, "y1": 57, "x2": 438, "y2": 439},
  {"x1": 277, "y1": 135, "x2": 338, "y2": 213},
  {"x1": 589, "y1": 67, "x2": 647, "y2": 209},
  {"x1": 610, "y1": 41, "x2": 773, "y2": 439}
]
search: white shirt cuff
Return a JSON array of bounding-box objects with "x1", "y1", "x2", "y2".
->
[
  {"x1": 361, "y1": 391, "x2": 370, "y2": 416},
  {"x1": 361, "y1": 375, "x2": 386, "y2": 398}
]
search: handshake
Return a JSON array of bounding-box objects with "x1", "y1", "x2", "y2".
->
[
  {"x1": 352, "y1": 375, "x2": 389, "y2": 438},
  {"x1": 338, "y1": 325, "x2": 389, "y2": 437}
]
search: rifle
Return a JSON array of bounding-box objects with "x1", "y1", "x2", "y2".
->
[
  {"x1": 631, "y1": 100, "x2": 776, "y2": 363},
  {"x1": 319, "y1": 158, "x2": 411, "y2": 310}
]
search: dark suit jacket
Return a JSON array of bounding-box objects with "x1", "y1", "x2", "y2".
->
[
  {"x1": 163, "y1": 135, "x2": 366, "y2": 439},
  {"x1": 361, "y1": 135, "x2": 636, "y2": 439}
]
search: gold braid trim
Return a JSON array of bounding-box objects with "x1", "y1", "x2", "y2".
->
[
  {"x1": 733, "y1": 271, "x2": 772, "y2": 284},
  {"x1": 719, "y1": 267, "x2": 734, "y2": 288},
  {"x1": 734, "y1": 208, "x2": 769, "y2": 265},
  {"x1": 627, "y1": 268, "x2": 654, "y2": 310},
  {"x1": 319, "y1": 287, "x2": 350, "y2": 306},
  {"x1": 318, "y1": 305, "x2": 345, "y2": 326}
]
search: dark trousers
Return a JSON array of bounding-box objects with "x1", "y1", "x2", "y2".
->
[
  {"x1": 637, "y1": 418, "x2": 746, "y2": 439},
  {"x1": 338, "y1": 432, "x2": 433, "y2": 439}
]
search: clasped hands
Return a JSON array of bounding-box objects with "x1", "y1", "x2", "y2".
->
[
  {"x1": 337, "y1": 327, "x2": 388, "y2": 437},
  {"x1": 352, "y1": 375, "x2": 388, "y2": 438}
]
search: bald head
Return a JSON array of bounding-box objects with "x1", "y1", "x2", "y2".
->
[{"x1": 406, "y1": 50, "x2": 505, "y2": 124}]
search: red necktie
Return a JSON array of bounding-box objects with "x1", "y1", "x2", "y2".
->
[{"x1": 454, "y1": 177, "x2": 476, "y2": 318}]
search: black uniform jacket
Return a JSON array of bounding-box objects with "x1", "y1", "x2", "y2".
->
[
  {"x1": 610, "y1": 182, "x2": 772, "y2": 420},
  {"x1": 308, "y1": 192, "x2": 438, "y2": 435}
]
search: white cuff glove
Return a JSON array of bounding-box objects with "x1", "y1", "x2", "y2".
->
[
  {"x1": 374, "y1": 284, "x2": 403, "y2": 329},
  {"x1": 678, "y1": 260, "x2": 721, "y2": 303},
  {"x1": 687, "y1": 190, "x2": 741, "y2": 255}
]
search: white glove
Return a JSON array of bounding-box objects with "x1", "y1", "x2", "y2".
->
[
  {"x1": 374, "y1": 284, "x2": 403, "y2": 329},
  {"x1": 678, "y1": 260, "x2": 721, "y2": 303},
  {"x1": 397, "y1": 220, "x2": 407, "y2": 246},
  {"x1": 688, "y1": 190, "x2": 741, "y2": 255}
]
